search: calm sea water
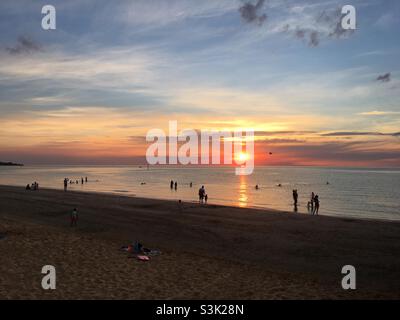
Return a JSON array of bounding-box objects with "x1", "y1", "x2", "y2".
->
[{"x1": 1, "y1": 165, "x2": 399, "y2": 221}]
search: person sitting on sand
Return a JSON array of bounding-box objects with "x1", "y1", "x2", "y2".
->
[
  {"x1": 70, "y1": 208, "x2": 78, "y2": 227},
  {"x1": 255, "y1": 185, "x2": 259, "y2": 190},
  {"x1": 134, "y1": 241, "x2": 144, "y2": 253},
  {"x1": 26, "y1": 184, "x2": 31, "y2": 190}
]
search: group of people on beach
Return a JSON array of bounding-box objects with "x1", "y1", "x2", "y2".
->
[
  {"x1": 308, "y1": 192, "x2": 320, "y2": 215},
  {"x1": 170, "y1": 180, "x2": 195, "y2": 190},
  {"x1": 199, "y1": 185, "x2": 208, "y2": 204},
  {"x1": 169, "y1": 180, "x2": 208, "y2": 205},
  {"x1": 26, "y1": 181, "x2": 39, "y2": 191},
  {"x1": 170, "y1": 180, "x2": 178, "y2": 190},
  {"x1": 63, "y1": 177, "x2": 88, "y2": 191},
  {"x1": 293, "y1": 189, "x2": 320, "y2": 215}
]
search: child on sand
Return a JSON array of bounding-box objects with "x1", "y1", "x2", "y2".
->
[{"x1": 70, "y1": 208, "x2": 78, "y2": 227}]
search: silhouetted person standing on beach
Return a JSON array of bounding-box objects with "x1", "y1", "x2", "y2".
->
[
  {"x1": 293, "y1": 189, "x2": 298, "y2": 206},
  {"x1": 174, "y1": 181, "x2": 178, "y2": 190},
  {"x1": 311, "y1": 192, "x2": 315, "y2": 212},
  {"x1": 170, "y1": 180, "x2": 174, "y2": 189},
  {"x1": 64, "y1": 178, "x2": 68, "y2": 192},
  {"x1": 85, "y1": 177, "x2": 88, "y2": 183},
  {"x1": 199, "y1": 186, "x2": 205, "y2": 204},
  {"x1": 313, "y1": 195, "x2": 320, "y2": 215},
  {"x1": 81, "y1": 177, "x2": 84, "y2": 184}
]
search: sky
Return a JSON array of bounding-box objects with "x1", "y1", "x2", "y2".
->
[{"x1": 0, "y1": 0, "x2": 399, "y2": 166}]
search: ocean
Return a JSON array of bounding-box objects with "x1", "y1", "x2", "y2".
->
[{"x1": 1, "y1": 165, "x2": 399, "y2": 221}]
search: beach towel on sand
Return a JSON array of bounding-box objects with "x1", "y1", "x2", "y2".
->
[{"x1": 137, "y1": 255, "x2": 150, "y2": 261}]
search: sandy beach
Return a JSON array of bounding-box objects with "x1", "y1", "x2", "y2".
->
[{"x1": 1, "y1": 185, "x2": 400, "y2": 300}]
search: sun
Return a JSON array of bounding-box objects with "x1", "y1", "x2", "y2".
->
[{"x1": 235, "y1": 152, "x2": 250, "y2": 163}]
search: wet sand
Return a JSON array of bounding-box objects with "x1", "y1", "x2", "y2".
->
[{"x1": 1, "y1": 185, "x2": 400, "y2": 299}]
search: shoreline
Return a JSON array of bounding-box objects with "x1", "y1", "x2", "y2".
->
[
  {"x1": 1, "y1": 185, "x2": 400, "y2": 299},
  {"x1": 1, "y1": 184, "x2": 398, "y2": 223}
]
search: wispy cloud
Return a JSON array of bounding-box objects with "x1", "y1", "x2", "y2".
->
[
  {"x1": 374, "y1": 13, "x2": 397, "y2": 29},
  {"x1": 282, "y1": 6, "x2": 355, "y2": 47},
  {"x1": 5, "y1": 36, "x2": 42, "y2": 55},
  {"x1": 320, "y1": 131, "x2": 399, "y2": 137},
  {"x1": 359, "y1": 111, "x2": 400, "y2": 116}
]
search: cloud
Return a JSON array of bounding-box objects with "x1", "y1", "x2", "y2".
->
[
  {"x1": 359, "y1": 111, "x2": 400, "y2": 116},
  {"x1": 254, "y1": 130, "x2": 316, "y2": 136},
  {"x1": 111, "y1": 0, "x2": 237, "y2": 28},
  {"x1": 325, "y1": 9, "x2": 355, "y2": 39},
  {"x1": 355, "y1": 50, "x2": 389, "y2": 58},
  {"x1": 376, "y1": 73, "x2": 391, "y2": 83},
  {"x1": 5, "y1": 36, "x2": 42, "y2": 55},
  {"x1": 284, "y1": 7, "x2": 355, "y2": 47},
  {"x1": 287, "y1": 142, "x2": 400, "y2": 163},
  {"x1": 260, "y1": 138, "x2": 306, "y2": 144},
  {"x1": 292, "y1": 28, "x2": 320, "y2": 47},
  {"x1": 374, "y1": 13, "x2": 397, "y2": 29},
  {"x1": 320, "y1": 131, "x2": 399, "y2": 137},
  {"x1": 309, "y1": 31, "x2": 320, "y2": 47},
  {"x1": 239, "y1": 0, "x2": 267, "y2": 26}
]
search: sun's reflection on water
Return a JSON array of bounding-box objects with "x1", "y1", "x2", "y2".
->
[{"x1": 238, "y1": 175, "x2": 248, "y2": 207}]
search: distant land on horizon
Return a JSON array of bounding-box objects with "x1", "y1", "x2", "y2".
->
[{"x1": 0, "y1": 161, "x2": 23, "y2": 166}]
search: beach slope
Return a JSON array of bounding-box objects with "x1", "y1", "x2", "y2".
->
[{"x1": 1, "y1": 185, "x2": 400, "y2": 299}]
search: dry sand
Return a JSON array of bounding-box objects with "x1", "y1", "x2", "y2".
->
[{"x1": 1, "y1": 185, "x2": 399, "y2": 300}]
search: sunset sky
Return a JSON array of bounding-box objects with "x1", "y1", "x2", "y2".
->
[{"x1": 0, "y1": 0, "x2": 399, "y2": 166}]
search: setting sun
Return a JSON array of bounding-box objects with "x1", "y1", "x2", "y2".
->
[{"x1": 235, "y1": 152, "x2": 250, "y2": 163}]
